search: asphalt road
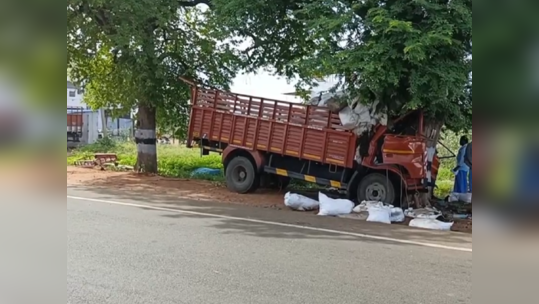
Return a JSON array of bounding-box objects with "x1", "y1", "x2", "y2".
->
[{"x1": 67, "y1": 188, "x2": 472, "y2": 304}]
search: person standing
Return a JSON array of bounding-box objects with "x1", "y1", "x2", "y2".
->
[
  {"x1": 464, "y1": 141, "x2": 472, "y2": 192},
  {"x1": 453, "y1": 136, "x2": 470, "y2": 193}
]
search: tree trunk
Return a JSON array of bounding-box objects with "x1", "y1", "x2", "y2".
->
[
  {"x1": 135, "y1": 103, "x2": 158, "y2": 173},
  {"x1": 420, "y1": 119, "x2": 444, "y2": 207}
]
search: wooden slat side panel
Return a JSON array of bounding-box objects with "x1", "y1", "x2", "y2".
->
[
  {"x1": 268, "y1": 123, "x2": 286, "y2": 153},
  {"x1": 284, "y1": 125, "x2": 303, "y2": 156},
  {"x1": 301, "y1": 129, "x2": 325, "y2": 161},
  {"x1": 325, "y1": 133, "x2": 353, "y2": 166},
  {"x1": 245, "y1": 119, "x2": 257, "y2": 148},
  {"x1": 255, "y1": 121, "x2": 271, "y2": 150},
  {"x1": 232, "y1": 116, "x2": 247, "y2": 145},
  {"x1": 220, "y1": 114, "x2": 233, "y2": 143},
  {"x1": 201, "y1": 113, "x2": 213, "y2": 138},
  {"x1": 187, "y1": 86, "x2": 359, "y2": 168},
  {"x1": 210, "y1": 113, "x2": 223, "y2": 141},
  {"x1": 190, "y1": 108, "x2": 204, "y2": 138}
]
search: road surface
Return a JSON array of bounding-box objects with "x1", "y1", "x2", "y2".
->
[{"x1": 67, "y1": 188, "x2": 472, "y2": 304}]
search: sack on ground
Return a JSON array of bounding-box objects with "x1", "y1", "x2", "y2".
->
[
  {"x1": 318, "y1": 192, "x2": 354, "y2": 216},
  {"x1": 409, "y1": 218, "x2": 454, "y2": 231},
  {"x1": 404, "y1": 208, "x2": 441, "y2": 220},
  {"x1": 284, "y1": 192, "x2": 319, "y2": 211},
  {"x1": 390, "y1": 207, "x2": 405, "y2": 223},
  {"x1": 366, "y1": 206, "x2": 392, "y2": 224},
  {"x1": 353, "y1": 201, "x2": 385, "y2": 213},
  {"x1": 449, "y1": 192, "x2": 472, "y2": 203},
  {"x1": 459, "y1": 193, "x2": 472, "y2": 203}
]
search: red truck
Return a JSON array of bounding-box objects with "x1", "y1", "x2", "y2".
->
[
  {"x1": 67, "y1": 107, "x2": 83, "y2": 142},
  {"x1": 183, "y1": 79, "x2": 440, "y2": 205}
]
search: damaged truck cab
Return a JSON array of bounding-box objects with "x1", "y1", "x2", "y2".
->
[{"x1": 183, "y1": 78, "x2": 439, "y2": 205}]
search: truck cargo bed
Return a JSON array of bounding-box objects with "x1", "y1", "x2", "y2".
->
[{"x1": 187, "y1": 85, "x2": 357, "y2": 168}]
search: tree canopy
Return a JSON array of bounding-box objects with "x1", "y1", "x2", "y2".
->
[
  {"x1": 67, "y1": 0, "x2": 240, "y2": 171},
  {"x1": 67, "y1": 0, "x2": 239, "y2": 127},
  {"x1": 211, "y1": 0, "x2": 472, "y2": 131}
]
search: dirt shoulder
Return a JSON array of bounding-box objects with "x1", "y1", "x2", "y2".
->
[{"x1": 67, "y1": 166, "x2": 286, "y2": 209}]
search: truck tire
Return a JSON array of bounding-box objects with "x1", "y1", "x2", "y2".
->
[
  {"x1": 225, "y1": 156, "x2": 259, "y2": 194},
  {"x1": 357, "y1": 173, "x2": 396, "y2": 205}
]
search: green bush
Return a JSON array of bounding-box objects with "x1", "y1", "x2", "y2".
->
[
  {"x1": 437, "y1": 167, "x2": 454, "y2": 181},
  {"x1": 435, "y1": 180, "x2": 454, "y2": 198}
]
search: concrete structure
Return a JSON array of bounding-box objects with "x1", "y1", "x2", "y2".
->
[
  {"x1": 67, "y1": 81, "x2": 86, "y2": 108},
  {"x1": 67, "y1": 81, "x2": 133, "y2": 145}
]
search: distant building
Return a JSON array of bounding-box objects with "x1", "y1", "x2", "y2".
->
[
  {"x1": 67, "y1": 81, "x2": 87, "y2": 108},
  {"x1": 67, "y1": 81, "x2": 133, "y2": 144}
]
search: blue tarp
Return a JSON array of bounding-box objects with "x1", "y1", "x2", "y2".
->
[{"x1": 191, "y1": 168, "x2": 222, "y2": 178}]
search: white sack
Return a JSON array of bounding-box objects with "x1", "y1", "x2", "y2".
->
[
  {"x1": 338, "y1": 106, "x2": 360, "y2": 129},
  {"x1": 404, "y1": 208, "x2": 442, "y2": 219},
  {"x1": 366, "y1": 206, "x2": 392, "y2": 224},
  {"x1": 448, "y1": 192, "x2": 460, "y2": 203},
  {"x1": 390, "y1": 207, "x2": 405, "y2": 223},
  {"x1": 460, "y1": 193, "x2": 472, "y2": 204},
  {"x1": 318, "y1": 192, "x2": 354, "y2": 216},
  {"x1": 409, "y1": 219, "x2": 454, "y2": 231},
  {"x1": 448, "y1": 192, "x2": 472, "y2": 203},
  {"x1": 284, "y1": 192, "x2": 319, "y2": 211},
  {"x1": 353, "y1": 200, "x2": 385, "y2": 213}
]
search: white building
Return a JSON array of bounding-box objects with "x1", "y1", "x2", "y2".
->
[
  {"x1": 67, "y1": 81, "x2": 86, "y2": 108},
  {"x1": 67, "y1": 81, "x2": 133, "y2": 144}
]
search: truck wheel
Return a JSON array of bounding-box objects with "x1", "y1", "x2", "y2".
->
[
  {"x1": 357, "y1": 173, "x2": 396, "y2": 204},
  {"x1": 225, "y1": 156, "x2": 259, "y2": 194}
]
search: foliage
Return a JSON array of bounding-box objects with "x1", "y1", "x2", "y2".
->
[
  {"x1": 211, "y1": 0, "x2": 472, "y2": 131},
  {"x1": 67, "y1": 0, "x2": 240, "y2": 139}
]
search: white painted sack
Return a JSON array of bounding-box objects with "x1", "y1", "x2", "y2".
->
[
  {"x1": 409, "y1": 219, "x2": 454, "y2": 231},
  {"x1": 367, "y1": 206, "x2": 392, "y2": 224},
  {"x1": 284, "y1": 192, "x2": 319, "y2": 211},
  {"x1": 353, "y1": 201, "x2": 385, "y2": 213},
  {"x1": 390, "y1": 207, "x2": 405, "y2": 223},
  {"x1": 338, "y1": 106, "x2": 360, "y2": 129},
  {"x1": 460, "y1": 193, "x2": 472, "y2": 203},
  {"x1": 318, "y1": 192, "x2": 354, "y2": 216}
]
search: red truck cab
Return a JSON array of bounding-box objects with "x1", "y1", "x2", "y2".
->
[{"x1": 183, "y1": 78, "x2": 440, "y2": 205}]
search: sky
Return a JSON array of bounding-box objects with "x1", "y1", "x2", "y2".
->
[
  {"x1": 231, "y1": 71, "x2": 339, "y2": 103},
  {"x1": 230, "y1": 71, "x2": 301, "y2": 102}
]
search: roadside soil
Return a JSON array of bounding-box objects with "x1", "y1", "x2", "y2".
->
[
  {"x1": 67, "y1": 166, "x2": 286, "y2": 209},
  {"x1": 67, "y1": 166, "x2": 472, "y2": 233}
]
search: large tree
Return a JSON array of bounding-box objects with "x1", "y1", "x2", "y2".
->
[
  {"x1": 212, "y1": 0, "x2": 472, "y2": 133},
  {"x1": 211, "y1": 0, "x2": 471, "y2": 202},
  {"x1": 67, "y1": 0, "x2": 238, "y2": 173}
]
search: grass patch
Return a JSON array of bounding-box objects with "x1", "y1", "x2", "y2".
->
[
  {"x1": 67, "y1": 139, "x2": 224, "y2": 181},
  {"x1": 434, "y1": 180, "x2": 454, "y2": 198}
]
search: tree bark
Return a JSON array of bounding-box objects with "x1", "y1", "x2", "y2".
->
[
  {"x1": 420, "y1": 119, "x2": 444, "y2": 207},
  {"x1": 135, "y1": 103, "x2": 158, "y2": 173}
]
